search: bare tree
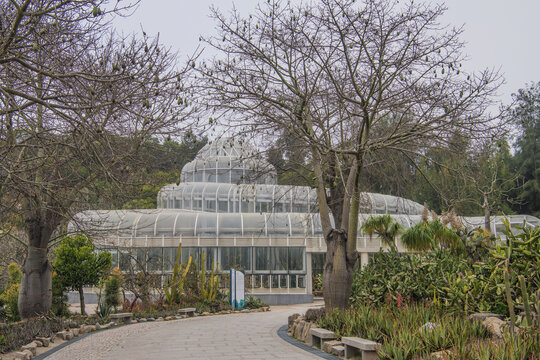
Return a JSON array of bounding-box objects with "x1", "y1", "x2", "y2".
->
[
  {"x1": 199, "y1": 0, "x2": 503, "y2": 308},
  {"x1": 0, "y1": 0, "x2": 197, "y2": 317}
]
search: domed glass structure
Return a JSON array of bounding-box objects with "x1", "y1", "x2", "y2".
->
[{"x1": 72, "y1": 138, "x2": 540, "y2": 305}]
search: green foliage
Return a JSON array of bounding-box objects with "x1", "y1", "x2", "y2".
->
[
  {"x1": 244, "y1": 296, "x2": 268, "y2": 309},
  {"x1": 401, "y1": 219, "x2": 462, "y2": 252},
  {"x1": 312, "y1": 274, "x2": 323, "y2": 292},
  {"x1": 51, "y1": 272, "x2": 69, "y2": 317},
  {"x1": 164, "y1": 244, "x2": 191, "y2": 305},
  {"x1": 0, "y1": 283, "x2": 20, "y2": 322},
  {"x1": 510, "y1": 81, "x2": 540, "y2": 217},
  {"x1": 318, "y1": 303, "x2": 489, "y2": 358},
  {"x1": 53, "y1": 235, "x2": 112, "y2": 291},
  {"x1": 200, "y1": 251, "x2": 219, "y2": 301},
  {"x1": 362, "y1": 215, "x2": 402, "y2": 250},
  {"x1": 97, "y1": 298, "x2": 111, "y2": 319},
  {"x1": 6, "y1": 263, "x2": 21, "y2": 286},
  {"x1": 104, "y1": 268, "x2": 123, "y2": 310},
  {"x1": 352, "y1": 219, "x2": 540, "y2": 317}
]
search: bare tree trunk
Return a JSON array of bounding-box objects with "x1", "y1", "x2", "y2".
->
[
  {"x1": 323, "y1": 229, "x2": 356, "y2": 309},
  {"x1": 18, "y1": 246, "x2": 52, "y2": 318},
  {"x1": 79, "y1": 286, "x2": 86, "y2": 315}
]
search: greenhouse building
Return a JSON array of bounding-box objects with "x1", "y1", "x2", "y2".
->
[{"x1": 72, "y1": 138, "x2": 540, "y2": 304}]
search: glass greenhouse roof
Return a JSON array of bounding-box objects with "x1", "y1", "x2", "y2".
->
[{"x1": 71, "y1": 210, "x2": 539, "y2": 239}]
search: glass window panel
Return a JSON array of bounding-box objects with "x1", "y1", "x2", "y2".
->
[
  {"x1": 163, "y1": 247, "x2": 177, "y2": 272},
  {"x1": 262, "y1": 275, "x2": 270, "y2": 288},
  {"x1": 107, "y1": 248, "x2": 118, "y2": 269},
  {"x1": 218, "y1": 170, "x2": 230, "y2": 183},
  {"x1": 119, "y1": 249, "x2": 132, "y2": 271},
  {"x1": 231, "y1": 169, "x2": 243, "y2": 184},
  {"x1": 220, "y1": 247, "x2": 235, "y2": 270},
  {"x1": 207, "y1": 172, "x2": 217, "y2": 183},
  {"x1": 241, "y1": 201, "x2": 249, "y2": 213},
  {"x1": 254, "y1": 247, "x2": 270, "y2": 272},
  {"x1": 256, "y1": 202, "x2": 269, "y2": 213},
  {"x1": 272, "y1": 274, "x2": 279, "y2": 288},
  {"x1": 290, "y1": 275, "x2": 297, "y2": 288},
  {"x1": 288, "y1": 247, "x2": 305, "y2": 272},
  {"x1": 242, "y1": 214, "x2": 265, "y2": 235},
  {"x1": 147, "y1": 248, "x2": 163, "y2": 271},
  {"x1": 271, "y1": 247, "x2": 288, "y2": 272},
  {"x1": 193, "y1": 200, "x2": 202, "y2": 210},
  {"x1": 254, "y1": 274, "x2": 261, "y2": 288},
  {"x1": 280, "y1": 275, "x2": 287, "y2": 288},
  {"x1": 184, "y1": 172, "x2": 193, "y2": 182},
  {"x1": 298, "y1": 275, "x2": 306, "y2": 288},
  {"x1": 235, "y1": 247, "x2": 251, "y2": 272},
  {"x1": 218, "y1": 200, "x2": 228, "y2": 213},
  {"x1": 200, "y1": 248, "x2": 217, "y2": 271},
  {"x1": 266, "y1": 214, "x2": 290, "y2": 235},
  {"x1": 194, "y1": 171, "x2": 203, "y2": 181},
  {"x1": 174, "y1": 199, "x2": 181, "y2": 208},
  {"x1": 155, "y1": 213, "x2": 177, "y2": 236},
  {"x1": 312, "y1": 253, "x2": 325, "y2": 275},
  {"x1": 136, "y1": 248, "x2": 147, "y2": 270},
  {"x1": 181, "y1": 247, "x2": 199, "y2": 267},
  {"x1": 218, "y1": 214, "x2": 242, "y2": 236},
  {"x1": 205, "y1": 200, "x2": 216, "y2": 212}
]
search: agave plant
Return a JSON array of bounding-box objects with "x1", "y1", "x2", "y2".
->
[{"x1": 362, "y1": 215, "x2": 402, "y2": 251}]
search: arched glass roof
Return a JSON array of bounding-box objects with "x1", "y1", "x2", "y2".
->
[
  {"x1": 71, "y1": 210, "x2": 539, "y2": 239},
  {"x1": 180, "y1": 138, "x2": 277, "y2": 185},
  {"x1": 157, "y1": 183, "x2": 424, "y2": 215}
]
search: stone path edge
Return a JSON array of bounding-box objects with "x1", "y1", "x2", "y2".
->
[
  {"x1": 277, "y1": 325, "x2": 340, "y2": 360},
  {"x1": 34, "y1": 326, "x2": 122, "y2": 360}
]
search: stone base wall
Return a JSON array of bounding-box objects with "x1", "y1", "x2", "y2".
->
[{"x1": 251, "y1": 294, "x2": 314, "y2": 305}]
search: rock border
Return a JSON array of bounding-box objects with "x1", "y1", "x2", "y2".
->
[{"x1": 277, "y1": 325, "x2": 340, "y2": 360}]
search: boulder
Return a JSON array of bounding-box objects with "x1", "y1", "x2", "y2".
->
[
  {"x1": 21, "y1": 342, "x2": 37, "y2": 356},
  {"x1": 331, "y1": 345, "x2": 345, "y2": 357},
  {"x1": 33, "y1": 340, "x2": 43, "y2": 347},
  {"x1": 469, "y1": 312, "x2": 504, "y2": 321},
  {"x1": 165, "y1": 316, "x2": 174, "y2": 321},
  {"x1": 35, "y1": 337, "x2": 50, "y2": 347},
  {"x1": 300, "y1": 322, "x2": 315, "y2": 343},
  {"x1": 71, "y1": 328, "x2": 80, "y2": 337},
  {"x1": 483, "y1": 317, "x2": 506, "y2": 338},
  {"x1": 202, "y1": 312, "x2": 210, "y2": 316},
  {"x1": 138, "y1": 318, "x2": 147, "y2": 322},
  {"x1": 294, "y1": 320, "x2": 305, "y2": 340},
  {"x1": 156, "y1": 317, "x2": 164, "y2": 321},
  {"x1": 323, "y1": 340, "x2": 342, "y2": 353},
  {"x1": 288, "y1": 314, "x2": 301, "y2": 328},
  {"x1": 241, "y1": 309, "x2": 251, "y2": 313},
  {"x1": 431, "y1": 350, "x2": 452, "y2": 359},
  {"x1": 147, "y1": 317, "x2": 156, "y2": 322},
  {"x1": 84, "y1": 325, "x2": 96, "y2": 332},
  {"x1": 13, "y1": 351, "x2": 32, "y2": 360},
  {"x1": 66, "y1": 319, "x2": 79, "y2": 328},
  {"x1": 129, "y1": 319, "x2": 138, "y2": 324}
]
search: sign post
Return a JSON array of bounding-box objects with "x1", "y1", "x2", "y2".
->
[{"x1": 230, "y1": 269, "x2": 245, "y2": 309}]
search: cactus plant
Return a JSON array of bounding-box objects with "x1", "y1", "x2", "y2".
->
[
  {"x1": 164, "y1": 243, "x2": 192, "y2": 305},
  {"x1": 201, "y1": 251, "x2": 219, "y2": 301},
  {"x1": 504, "y1": 270, "x2": 516, "y2": 335}
]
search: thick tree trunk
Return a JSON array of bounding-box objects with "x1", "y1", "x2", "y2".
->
[
  {"x1": 323, "y1": 229, "x2": 357, "y2": 309},
  {"x1": 18, "y1": 246, "x2": 52, "y2": 318},
  {"x1": 79, "y1": 286, "x2": 86, "y2": 315}
]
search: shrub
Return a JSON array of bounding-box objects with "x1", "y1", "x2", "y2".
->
[
  {"x1": 51, "y1": 272, "x2": 69, "y2": 317},
  {"x1": 0, "y1": 283, "x2": 20, "y2": 322},
  {"x1": 244, "y1": 296, "x2": 267, "y2": 309},
  {"x1": 105, "y1": 267, "x2": 123, "y2": 310},
  {"x1": 0, "y1": 317, "x2": 65, "y2": 353},
  {"x1": 7, "y1": 263, "x2": 21, "y2": 286}
]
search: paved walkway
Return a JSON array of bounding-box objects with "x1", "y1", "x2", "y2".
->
[{"x1": 47, "y1": 302, "x2": 323, "y2": 360}]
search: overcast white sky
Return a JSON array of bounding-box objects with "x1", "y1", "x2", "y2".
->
[{"x1": 114, "y1": 0, "x2": 540, "y2": 106}]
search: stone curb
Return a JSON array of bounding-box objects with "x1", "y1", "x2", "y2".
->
[{"x1": 277, "y1": 325, "x2": 340, "y2": 360}]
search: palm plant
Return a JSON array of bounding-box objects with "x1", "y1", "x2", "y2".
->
[
  {"x1": 401, "y1": 219, "x2": 463, "y2": 251},
  {"x1": 362, "y1": 215, "x2": 403, "y2": 251}
]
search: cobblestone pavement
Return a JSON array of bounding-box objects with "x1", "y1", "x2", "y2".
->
[{"x1": 47, "y1": 302, "x2": 323, "y2": 360}]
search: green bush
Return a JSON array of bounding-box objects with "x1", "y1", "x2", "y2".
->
[
  {"x1": 0, "y1": 283, "x2": 20, "y2": 322},
  {"x1": 244, "y1": 296, "x2": 268, "y2": 309},
  {"x1": 104, "y1": 268, "x2": 123, "y2": 310},
  {"x1": 7, "y1": 263, "x2": 21, "y2": 286},
  {"x1": 51, "y1": 272, "x2": 69, "y2": 317},
  {"x1": 0, "y1": 317, "x2": 65, "y2": 353},
  {"x1": 318, "y1": 303, "x2": 489, "y2": 359}
]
